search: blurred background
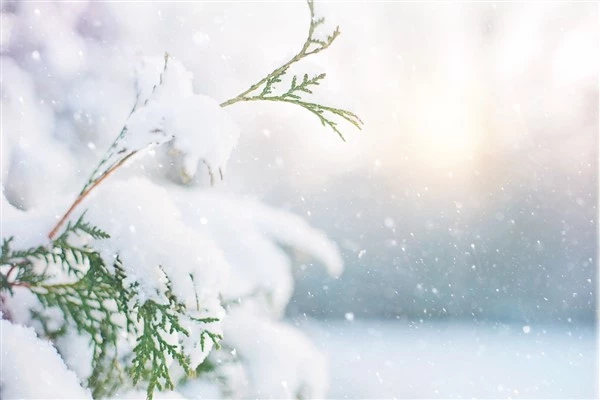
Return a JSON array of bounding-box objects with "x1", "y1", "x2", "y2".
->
[
  {"x1": 219, "y1": 2, "x2": 598, "y2": 325},
  {"x1": 225, "y1": 4, "x2": 599, "y2": 397},
  {"x1": 2, "y1": 1, "x2": 598, "y2": 398}
]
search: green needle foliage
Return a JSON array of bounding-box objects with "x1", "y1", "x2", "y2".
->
[
  {"x1": 130, "y1": 295, "x2": 190, "y2": 397},
  {"x1": 1, "y1": 221, "x2": 131, "y2": 398},
  {"x1": 1, "y1": 216, "x2": 223, "y2": 400},
  {"x1": 1, "y1": 1, "x2": 360, "y2": 399},
  {"x1": 220, "y1": 0, "x2": 363, "y2": 140}
]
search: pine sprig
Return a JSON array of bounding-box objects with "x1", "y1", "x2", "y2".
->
[
  {"x1": 62, "y1": 211, "x2": 111, "y2": 240},
  {"x1": 1, "y1": 216, "x2": 223, "y2": 400},
  {"x1": 199, "y1": 330, "x2": 223, "y2": 353},
  {"x1": 220, "y1": 0, "x2": 362, "y2": 141},
  {"x1": 82, "y1": 53, "x2": 171, "y2": 197},
  {"x1": 1, "y1": 237, "x2": 12, "y2": 261},
  {"x1": 259, "y1": 66, "x2": 288, "y2": 97},
  {"x1": 1, "y1": 238, "x2": 51, "y2": 294},
  {"x1": 129, "y1": 279, "x2": 224, "y2": 399},
  {"x1": 282, "y1": 73, "x2": 326, "y2": 99},
  {"x1": 0, "y1": 233, "x2": 128, "y2": 397},
  {"x1": 9, "y1": 244, "x2": 51, "y2": 263},
  {"x1": 130, "y1": 297, "x2": 191, "y2": 399},
  {"x1": 1, "y1": 2, "x2": 360, "y2": 399},
  {"x1": 47, "y1": 54, "x2": 171, "y2": 241},
  {"x1": 30, "y1": 249, "x2": 129, "y2": 397}
]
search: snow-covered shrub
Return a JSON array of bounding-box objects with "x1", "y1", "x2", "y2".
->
[{"x1": 0, "y1": 1, "x2": 359, "y2": 399}]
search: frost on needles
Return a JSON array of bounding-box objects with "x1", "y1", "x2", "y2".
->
[{"x1": 0, "y1": 1, "x2": 361, "y2": 399}]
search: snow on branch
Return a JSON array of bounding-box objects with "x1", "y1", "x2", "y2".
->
[{"x1": 1, "y1": 1, "x2": 356, "y2": 399}]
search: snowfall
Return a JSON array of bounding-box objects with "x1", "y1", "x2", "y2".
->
[{"x1": 1, "y1": 1, "x2": 598, "y2": 399}]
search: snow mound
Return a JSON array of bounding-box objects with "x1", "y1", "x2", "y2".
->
[
  {"x1": 126, "y1": 57, "x2": 240, "y2": 181},
  {"x1": 171, "y1": 188, "x2": 344, "y2": 315},
  {"x1": 85, "y1": 177, "x2": 229, "y2": 310},
  {"x1": 0, "y1": 318, "x2": 91, "y2": 399},
  {"x1": 223, "y1": 306, "x2": 329, "y2": 399}
]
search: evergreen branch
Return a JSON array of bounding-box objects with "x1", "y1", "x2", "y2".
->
[
  {"x1": 9, "y1": 246, "x2": 49, "y2": 262},
  {"x1": 47, "y1": 53, "x2": 170, "y2": 240},
  {"x1": 29, "y1": 309, "x2": 69, "y2": 340},
  {"x1": 30, "y1": 250, "x2": 128, "y2": 397},
  {"x1": 219, "y1": 0, "x2": 335, "y2": 107},
  {"x1": 1, "y1": 2, "x2": 360, "y2": 398},
  {"x1": 48, "y1": 150, "x2": 137, "y2": 240},
  {"x1": 219, "y1": 0, "x2": 362, "y2": 140},
  {"x1": 0, "y1": 226, "x2": 132, "y2": 397},
  {"x1": 81, "y1": 53, "x2": 171, "y2": 195},
  {"x1": 188, "y1": 315, "x2": 222, "y2": 352},
  {"x1": 1, "y1": 238, "x2": 51, "y2": 293},
  {"x1": 3, "y1": 216, "x2": 223, "y2": 399},
  {"x1": 243, "y1": 96, "x2": 362, "y2": 141},
  {"x1": 200, "y1": 330, "x2": 223, "y2": 353},
  {"x1": 60, "y1": 211, "x2": 111, "y2": 240},
  {"x1": 1, "y1": 260, "x2": 47, "y2": 294},
  {"x1": 282, "y1": 73, "x2": 326, "y2": 99},
  {"x1": 190, "y1": 316, "x2": 220, "y2": 324},
  {"x1": 1, "y1": 237, "x2": 13, "y2": 263},
  {"x1": 130, "y1": 298, "x2": 190, "y2": 400}
]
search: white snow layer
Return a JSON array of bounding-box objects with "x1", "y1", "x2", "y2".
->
[
  {"x1": 222, "y1": 306, "x2": 329, "y2": 399},
  {"x1": 85, "y1": 177, "x2": 229, "y2": 310},
  {"x1": 84, "y1": 177, "x2": 229, "y2": 371},
  {"x1": 0, "y1": 318, "x2": 91, "y2": 399},
  {"x1": 1, "y1": 174, "x2": 342, "y2": 398},
  {"x1": 126, "y1": 57, "x2": 239, "y2": 180},
  {"x1": 172, "y1": 188, "x2": 343, "y2": 316},
  {"x1": 0, "y1": 5, "x2": 341, "y2": 398}
]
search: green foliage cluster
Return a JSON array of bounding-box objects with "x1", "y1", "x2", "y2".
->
[
  {"x1": 220, "y1": 0, "x2": 363, "y2": 140},
  {"x1": 0, "y1": 1, "x2": 361, "y2": 399},
  {"x1": 0, "y1": 217, "x2": 221, "y2": 400}
]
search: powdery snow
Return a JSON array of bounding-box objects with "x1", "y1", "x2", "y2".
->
[
  {"x1": 171, "y1": 188, "x2": 343, "y2": 317},
  {"x1": 126, "y1": 57, "x2": 239, "y2": 181},
  {"x1": 85, "y1": 177, "x2": 229, "y2": 310},
  {"x1": 0, "y1": 318, "x2": 91, "y2": 399},
  {"x1": 221, "y1": 305, "x2": 329, "y2": 399}
]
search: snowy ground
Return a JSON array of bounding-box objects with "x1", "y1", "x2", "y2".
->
[{"x1": 300, "y1": 319, "x2": 597, "y2": 399}]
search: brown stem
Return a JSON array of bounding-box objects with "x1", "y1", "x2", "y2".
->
[
  {"x1": 9, "y1": 281, "x2": 31, "y2": 289},
  {"x1": 48, "y1": 150, "x2": 138, "y2": 240},
  {"x1": 5, "y1": 265, "x2": 16, "y2": 281}
]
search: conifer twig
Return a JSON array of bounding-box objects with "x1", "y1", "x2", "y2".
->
[
  {"x1": 219, "y1": 0, "x2": 362, "y2": 140},
  {"x1": 48, "y1": 151, "x2": 136, "y2": 239},
  {"x1": 48, "y1": 0, "x2": 362, "y2": 239},
  {"x1": 47, "y1": 54, "x2": 170, "y2": 240}
]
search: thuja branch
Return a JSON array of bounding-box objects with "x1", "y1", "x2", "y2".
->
[
  {"x1": 47, "y1": 54, "x2": 170, "y2": 240},
  {"x1": 219, "y1": 0, "x2": 362, "y2": 140},
  {"x1": 47, "y1": 0, "x2": 362, "y2": 238},
  {"x1": 48, "y1": 151, "x2": 136, "y2": 239}
]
